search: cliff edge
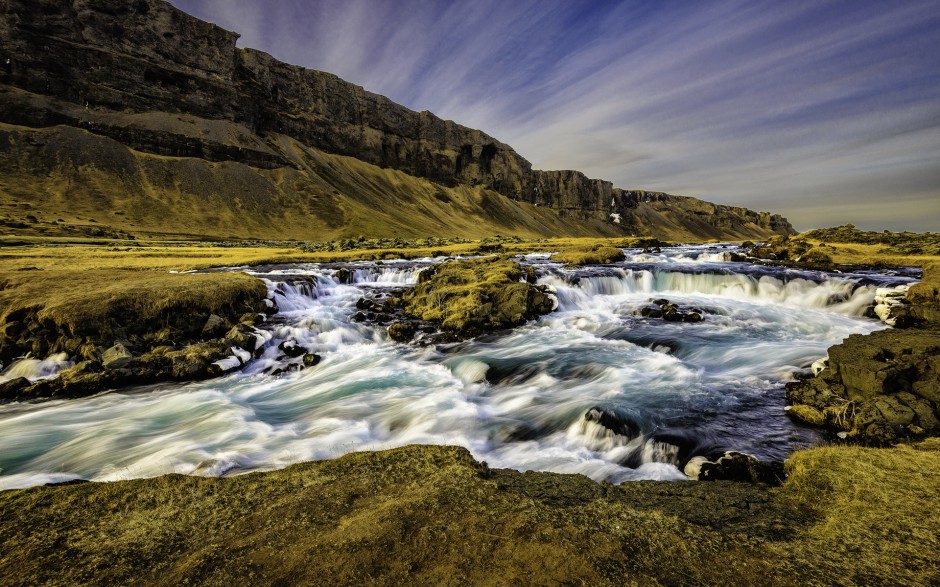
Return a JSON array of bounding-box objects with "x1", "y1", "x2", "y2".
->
[{"x1": 0, "y1": 0, "x2": 794, "y2": 240}]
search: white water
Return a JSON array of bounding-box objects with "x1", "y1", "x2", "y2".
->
[{"x1": 0, "y1": 245, "x2": 916, "y2": 489}]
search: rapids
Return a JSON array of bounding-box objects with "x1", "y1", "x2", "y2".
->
[{"x1": 0, "y1": 244, "x2": 918, "y2": 488}]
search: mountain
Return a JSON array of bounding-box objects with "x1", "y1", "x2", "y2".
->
[{"x1": 0, "y1": 0, "x2": 795, "y2": 241}]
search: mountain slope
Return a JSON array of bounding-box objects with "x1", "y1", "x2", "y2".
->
[{"x1": 0, "y1": 0, "x2": 794, "y2": 241}]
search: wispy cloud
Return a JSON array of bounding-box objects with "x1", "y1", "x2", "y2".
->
[{"x1": 172, "y1": 0, "x2": 940, "y2": 231}]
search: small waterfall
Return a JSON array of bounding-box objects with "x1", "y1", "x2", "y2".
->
[
  {"x1": 350, "y1": 266, "x2": 427, "y2": 285},
  {"x1": 0, "y1": 352, "x2": 74, "y2": 383},
  {"x1": 543, "y1": 268, "x2": 876, "y2": 316}
]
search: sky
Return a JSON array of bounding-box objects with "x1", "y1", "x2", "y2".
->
[{"x1": 169, "y1": 0, "x2": 940, "y2": 232}]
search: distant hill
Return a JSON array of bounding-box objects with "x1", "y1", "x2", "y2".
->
[{"x1": 0, "y1": 0, "x2": 795, "y2": 241}]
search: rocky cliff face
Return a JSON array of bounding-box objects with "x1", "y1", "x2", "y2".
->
[{"x1": 0, "y1": 0, "x2": 794, "y2": 240}]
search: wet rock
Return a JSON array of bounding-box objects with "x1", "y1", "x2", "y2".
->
[
  {"x1": 583, "y1": 406, "x2": 640, "y2": 440},
  {"x1": 642, "y1": 299, "x2": 706, "y2": 323},
  {"x1": 685, "y1": 452, "x2": 784, "y2": 485},
  {"x1": 334, "y1": 268, "x2": 352, "y2": 284},
  {"x1": 101, "y1": 344, "x2": 133, "y2": 369},
  {"x1": 387, "y1": 321, "x2": 415, "y2": 343},
  {"x1": 0, "y1": 377, "x2": 31, "y2": 400},
  {"x1": 355, "y1": 297, "x2": 380, "y2": 312},
  {"x1": 302, "y1": 353, "x2": 321, "y2": 368},
  {"x1": 261, "y1": 299, "x2": 279, "y2": 315},
  {"x1": 223, "y1": 325, "x2": 258, "y2": 352},
  {"x1": 638, "y1": 305, "x2": 663, "y2": 319},
  {"x1": 278, "y1": 340, "x2": 306, "y2": 358}
]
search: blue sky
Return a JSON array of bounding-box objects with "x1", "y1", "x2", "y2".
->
[{"x1": 170, "y1": 0, "x2": 940, "y2": 231}]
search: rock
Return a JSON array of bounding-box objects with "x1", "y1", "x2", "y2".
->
[
  {"x1": 223, "y1": 325, "x2": 257, "y2": 352},
  {"x1": 686, "y1": 451, "x2": 784, "y2": 485},
  {"x1": 387, "y1": 322, "x2": 415, "y2": 343},
  {"x1": 643, "y1": 299, "x2": 705, "y2": 323},
  {"x1": 334, "y1": 268, "x2": 352, "y2": 284},
  {"x1": 811, "y1": 356, "x2": 829, "y2": 376},
  {"x1": 0, "y1": 377, "x2": 31, "y2": 400},
  {"x1": 101, "y1": 344, "x2": 133, "y2": 369},
  {"x1": 403, "y1": 258, "x2": 557, "y2": 339},
  {"x1": 638, "y1": 305, "x2": 663, "y2": 318},
  {"x1": 201, "y1": 314, "x2": 227, "y2": 338},
  {"x1": 302, "y1": 353, "x2": 321, "y2": 368},
  {"x1": 873, "y1": 284, "x2": 912, "y2": 326},
  {"x1": 208, "y1": 355, "x2": 243, "y2": 376},
  {"x1": 785, "y1": 320, "x2": 940, "y2": 444},
  {"x1": 262, "y1": 299, "x2": 279, "y2": 315},
  {"x1": 355, "y1": 298, "x2": 380, "y2": 311},
  {"x1": 278, "y1": 340, "x2": 306, "y2": 358},
  {"x1": 582, "y1": 407, "x2": 640, "y2": 440}
]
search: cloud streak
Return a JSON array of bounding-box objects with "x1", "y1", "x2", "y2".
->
[{"x1": 171, "y1": 0, "x2": 940, "y2": 231}]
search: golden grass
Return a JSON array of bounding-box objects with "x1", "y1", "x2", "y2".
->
[
  {"x1": 2, "y1": 441, "x2": 938, "y2": 585},
  {"x1": 802, "y1": 239, "x2": 940, "y2": 268},
  {"x1": 781, "y1": 439, "x2": 940, "y2": 585},
  {"x1": 0, "y1": 269, "x2": 266, "y2": 333},
  {"x1": 551, "y1": 245, "x2": 626, "y2": 265}
]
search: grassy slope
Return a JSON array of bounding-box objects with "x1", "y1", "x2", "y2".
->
[
  {"x1": 0, "y1": 441, "x2": 937, "y2": 586},
  {"x1": 0, "y1": 122, "x2": 622, "y2": 242},
  {"x1": 0, "y1": 117, "x2": 788, "y2": 243}
]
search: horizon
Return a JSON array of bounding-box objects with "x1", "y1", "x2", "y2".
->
[{"x1": 170, "y1": 0, "x2": 940, "y2": 233}]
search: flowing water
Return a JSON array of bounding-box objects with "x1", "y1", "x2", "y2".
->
[{"x1": 0, "y1": 245, "x2": 919, "y2": 489}]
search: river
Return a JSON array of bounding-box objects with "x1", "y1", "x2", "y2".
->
[{"x1": 0, "y1": 244, "x2": 918, "y2": 489}]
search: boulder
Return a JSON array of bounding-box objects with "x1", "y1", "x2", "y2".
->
[
  {"x1": 0, "y1": 377, "x2": 31, "y2": 400},
  {"x1": 685, "y1": 452, "x2": 784, "y2": 485},
  {"x1": 387, "y1": 322, "x2": 415, "y2": 343},
  {"x1": 302, "y1": 353, "x2": 321, "y2": 368},
  {"x1": 201, "y1": 314, "x2": 227, "y2": 338},
  {"x1": 101, "y1": 344, "x2": 133, "y2": 369},
  {"x1": 278, "y1": 340, "x2": 306, "y2": 358}
]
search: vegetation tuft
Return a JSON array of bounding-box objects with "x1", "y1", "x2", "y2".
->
[
  {"x1": 404, "y1": 257, "x2": 554, "y2": 337},
  {"x1": 550, "y1": 244, "x2": 626, "y2": 266}
]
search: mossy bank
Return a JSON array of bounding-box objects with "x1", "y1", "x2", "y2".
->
[{"x1": 1, "y1": 441, "x2": 938, "y2": 586}]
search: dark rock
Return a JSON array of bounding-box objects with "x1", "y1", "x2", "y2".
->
[
  {"x1": 685, "y1": 451, "x2": 784, "y2": 485},
  {"x1": 356, "y1": 297, "x2": 380, "y2": 311},
  {"x1": 223, "y1": 325, "x2": 257, "y2": 352},
  {"x1": 302, "y1": 353, "x2": 321, "y2": 368},
  {"x1": 638, "y1": 305, "x2": 663, "y2": 318},
  {"x1": 0, "y1": 376, "x2": 31, "y2": 400},
  {"x1": 334, "y1": 268, "x2": 352, "y2": 284},
  {"x1": 278, "y1": 340, "x2": 306, "y2": 358},
  {"x1": 583, "y1": 406, "x2": 640, "y2": 440},
  {"x1": 201, "y1": 313, "x2": 227, "y2": 338},
  {"x1": 388, "y1": 321, "x2": 415, "y2": 343}
]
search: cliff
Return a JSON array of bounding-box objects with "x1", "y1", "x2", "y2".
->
[{"x1": 0, "y1": 0, "x2": 795, "y2": 241}]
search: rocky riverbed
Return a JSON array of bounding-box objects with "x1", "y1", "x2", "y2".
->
[{"x1": 785, "y1": 263, "x2": 940, "y2": 444}]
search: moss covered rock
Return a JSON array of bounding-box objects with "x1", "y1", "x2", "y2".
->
[
  {"x1": 550, "y1": 245, "x2": 625, "y2": 266},
  {"x1": 404, "y1": 257, "x2": 555, "y2": 338}
]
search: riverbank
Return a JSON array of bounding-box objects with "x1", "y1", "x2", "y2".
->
[{"x1": 1, "y1": 441, "x2": 938, "y2": 586}]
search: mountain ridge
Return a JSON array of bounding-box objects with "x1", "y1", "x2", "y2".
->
[{"x1": 0, "y1": 0, "x2": 794, "y2": 241}]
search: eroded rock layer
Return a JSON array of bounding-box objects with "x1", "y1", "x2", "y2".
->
[{"x1": 0, "y1": 0, "x2": 794, "y2": 240}]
